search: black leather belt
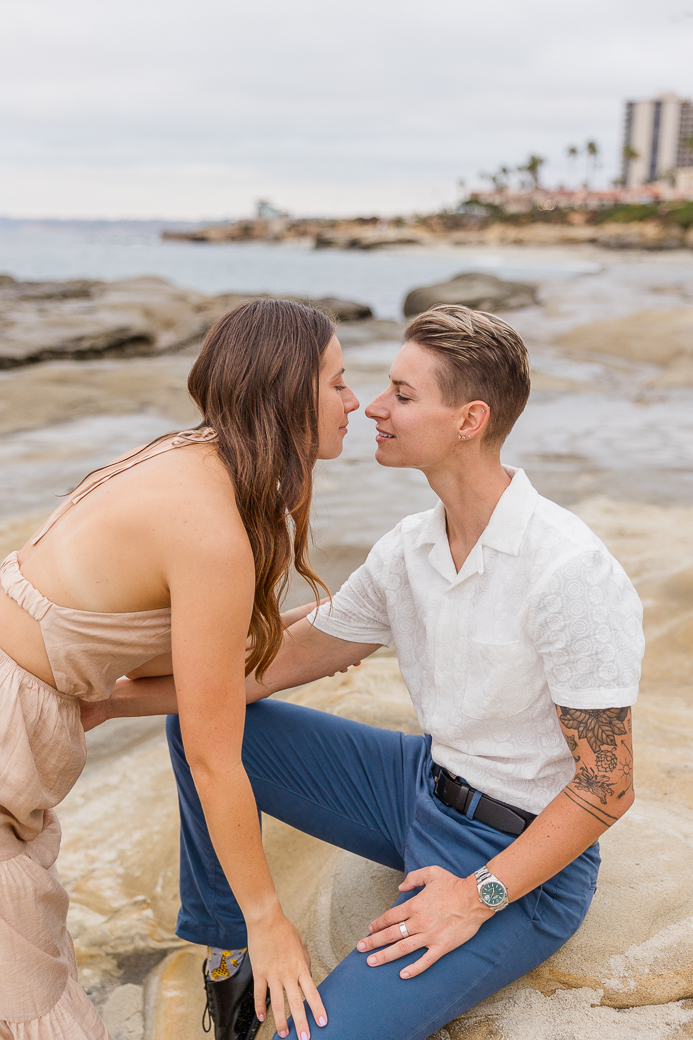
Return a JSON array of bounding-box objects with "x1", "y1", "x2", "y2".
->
[{"x1": 432, "y1": 765, "x2": 536, "y2": 836}]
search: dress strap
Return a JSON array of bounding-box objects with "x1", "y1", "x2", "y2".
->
[
  {"x1": 31, "y1": 427, "x2": 218, "y2": 546},
  {"x1": 0, "y1": 552, "x2": 52, "y2": 620}
]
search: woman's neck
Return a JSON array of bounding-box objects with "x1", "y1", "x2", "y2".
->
[{"x1": 423, "y1": 451, "x2": 512, "y2": 573}]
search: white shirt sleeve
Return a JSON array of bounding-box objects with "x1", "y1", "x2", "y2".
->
[
  {"x1": 531, "y1": 548, "x2": 645, "y2": 709},
  {"x1": 309, "y1": 531, "x2": 396, "y2": 646}
]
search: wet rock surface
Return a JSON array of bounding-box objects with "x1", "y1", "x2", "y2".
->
[
  {"x1": 0, "y1": 275, "x2": 374, "y2": 368},
  {"x1": 554, "y1": 308, "x2": 693, "y2": 386},
  {"x1": 0, "y1": 275, "x2": 219, "y2": 367},
  {"x1": 403, "y1": 271, "x2": 538, "y2": 317}
]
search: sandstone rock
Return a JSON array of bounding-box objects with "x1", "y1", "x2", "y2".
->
[
  {"x1": 58, "y1": 719, "x2": 187, "y2": 995},
  {"x1": 0, "y1": 276, "x2": 222, "y2": 368},
  {"x1": 596, "y1": 220, "x2": 686, "y2": 250},
  {"x1": 143, "y1": 949, "x2": 207, "y2": 1040},
  {"x1": 101, "y1": 984, "x2": 144, "y2": 1040},
  {"x1": 572, "y1": 498, "x2": 693, "y2": 584},
  {"x1": 315, "y1": 231, "x2": 428, "y2": 250},
  {"x1": 0, "y1": 355, "x2": 199, "y2": 435},
  {"x1": 554, "y1": 308, "x2": 693, "y2": 385},
  {"x1": 312, "y1": 296, "x2": 373, "y2": 321},
  {"x1": 403, "y1": 272, "x2": 537, "y2": 318},
  {"x1": 0, "y1": 275, "x2": 374, "y2": 369},
  {"x1": 448, "y1": 988, "x2": 693, "y2": 1040},
  {"x1": 214, "y1": 291, "x2": 373, "y2": 322},
  {"x1": 637, "y1": 566, "x2": 693, "y2": 686}
]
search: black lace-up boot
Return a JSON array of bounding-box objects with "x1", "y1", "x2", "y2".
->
[{"x1": 202, "y1": 955, "x2": 265, "y2": 1040}]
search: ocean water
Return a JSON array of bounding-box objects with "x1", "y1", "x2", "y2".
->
[{"x1": 0, "y1": 219, "x2": 600, "y2": 320}]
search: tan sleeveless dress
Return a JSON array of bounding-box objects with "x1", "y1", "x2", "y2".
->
[{"x1": 0, "y1": 428, "x2": 217, "y2": 1038}]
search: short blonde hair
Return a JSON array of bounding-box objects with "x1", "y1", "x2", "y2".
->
[{"x1": 404, "y1": 305, "x2": 530, "y2": 444}]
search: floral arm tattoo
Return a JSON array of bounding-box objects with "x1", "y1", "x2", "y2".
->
[{"x1": 557, "y1": 706, "x2": 634, "y2": 827}]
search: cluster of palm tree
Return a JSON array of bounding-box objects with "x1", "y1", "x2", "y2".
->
[
  {"x1": 566, "y1": 140, "x2": 600, "y2": 187},
  {"x1": 479, "y1": 154, "x2": 546, "y2": 192},
  {"x1": 480, "y1": 142, "x2": 602, "y2": 194}
]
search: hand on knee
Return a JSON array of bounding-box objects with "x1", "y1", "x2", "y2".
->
[{"x1": 356, "y1": 866, "x2": 493, "y2": 978}]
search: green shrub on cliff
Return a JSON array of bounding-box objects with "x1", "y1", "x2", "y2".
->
[{"x1": 593, "y1": 201, "x2": 693, "y2": 228}]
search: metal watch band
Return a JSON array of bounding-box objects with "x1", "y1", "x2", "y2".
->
[{"x1": 474, "y1": 865, "x2": 509, "y2": 912}]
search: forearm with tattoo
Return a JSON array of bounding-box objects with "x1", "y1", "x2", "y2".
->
[{"x1": 558, "y1": 705, "x2": 634, "y2": 827}]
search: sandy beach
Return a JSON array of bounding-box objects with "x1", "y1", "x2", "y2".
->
[{"x1": 1, "y1": 236, "x2": 692, "y2": 1038}]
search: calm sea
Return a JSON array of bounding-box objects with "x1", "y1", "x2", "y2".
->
[{"x1": 0, "y1": 219, "x2": 598, "y2": 319}]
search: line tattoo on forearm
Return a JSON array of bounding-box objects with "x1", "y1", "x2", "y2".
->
[{"x1": 563, "y1": 787, "x2": 618, "y2": 826}]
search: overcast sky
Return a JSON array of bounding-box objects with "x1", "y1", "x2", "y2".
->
[{"x1": 0, "y1": 0, "x2": 691, "y2": 219}]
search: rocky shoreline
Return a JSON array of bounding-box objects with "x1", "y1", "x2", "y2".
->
[
  {"x1": 0, "y1": 274, "x2": 374, "y2": 369},
  {"x1": 163, "y1": 212, "x2": 693, "y2": 252}
]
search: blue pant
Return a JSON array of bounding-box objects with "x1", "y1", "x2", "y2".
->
[{"x1": 166, "y1": 700, "x2": 599, "y2": 1040}]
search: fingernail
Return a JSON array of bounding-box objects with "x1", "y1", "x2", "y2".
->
[
  {"x1": 401, "y1": 971, "x2": 410, "y2": 978},
  {"x1": 301, "y1": 1032, "x2": 309, "y2": 1040},
  {"x1": 357, "y1": 941, "x2": 366, "y2": 951},
  {"x1": 367, "y1": 955, "x2": 377, "y2": 965},
  {"x1": 279, "y1": 1032, "x2": 288, "y2": 1038},
  {"x1": 318, "y1": 1017, "x2": 327, "y2": 1027},
  {"x1": 258, "y1": 1013, "x2": 266, "y2": 1022}
]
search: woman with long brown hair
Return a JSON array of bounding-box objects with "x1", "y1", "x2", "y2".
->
[{"x1": 0, "y1": 299, "x2": 358, "y2": 1040}]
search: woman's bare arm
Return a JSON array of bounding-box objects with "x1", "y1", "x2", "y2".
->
[
  {"x1": 80, "y1": 599, "x2": 337, "y2": 731},
  {"x1": 84, "y1": 604, "x2": 374, "y2": 731},
  {"x1": 79, "y1": 674, "x2": 178, "y2": 731},
  {"x1": 135, "y1": 450, "x2": 326, "y2": 1037}
]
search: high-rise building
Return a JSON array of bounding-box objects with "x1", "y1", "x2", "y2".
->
[{"x1": 622, "y1": 93, "x2": 693, "y2": 188}]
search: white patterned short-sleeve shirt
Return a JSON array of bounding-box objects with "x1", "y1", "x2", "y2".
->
[{"x1": 311, "y1": 467, "x2": 644, "y2": 814}]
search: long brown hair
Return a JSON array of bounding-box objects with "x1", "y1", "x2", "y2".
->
[{"x1": 188, "y1": 299, "x2": 334, "y2": 680}]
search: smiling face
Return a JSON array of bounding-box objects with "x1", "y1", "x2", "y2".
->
[
  {"x1": 364, "y1": 340, "x2": 490, "y2": 470},
  {"x1": 317, "y1": 335, "x2": 360, "y2": 460}
]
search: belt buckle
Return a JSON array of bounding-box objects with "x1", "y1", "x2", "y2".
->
[
  {"x1": 437, "y1": 769, "x2": 473, "y2": 815},
  {"x1": 434, "y1": 766, "x2": 457, "y2": 797}
]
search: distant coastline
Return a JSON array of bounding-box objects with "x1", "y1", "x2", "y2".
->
[{"x1": 162, "y1": 198, "x2": 693, "y2": 252}]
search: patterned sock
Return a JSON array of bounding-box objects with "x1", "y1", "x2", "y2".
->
[{"x1": 206, "y1": 946, "x2": 247, "y2": 982}]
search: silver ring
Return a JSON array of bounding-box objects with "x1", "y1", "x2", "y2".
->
[{"x1": 399, "y1": 920, "x2": 409, "y2": 938}]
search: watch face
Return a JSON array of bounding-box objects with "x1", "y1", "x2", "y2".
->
[{"x1": 481, "y1": 881, "x2": 506, "y2": 907}]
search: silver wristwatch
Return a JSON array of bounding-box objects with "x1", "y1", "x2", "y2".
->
[{"x1": 475, "y1": 865, "x2": 509, "y2": 912}]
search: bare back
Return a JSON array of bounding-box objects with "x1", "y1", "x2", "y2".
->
[{"x1": 0, "y1": 430, "x2": 253, "y2": 688}]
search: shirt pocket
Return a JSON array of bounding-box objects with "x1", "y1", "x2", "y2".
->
[{"x1": 463, "y1": 638, "x2": 538, "y2": 720}]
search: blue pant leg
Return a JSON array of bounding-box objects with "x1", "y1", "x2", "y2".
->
[
  {"x1": 273, "y1": 761, "x2": 600, "y2": 1040},
  {"x1": 166, "y1": 701, "x2": 427, "y2": 948},
  {"x1": 167, "y1": 713, "x2": 246, "y2": 948}
]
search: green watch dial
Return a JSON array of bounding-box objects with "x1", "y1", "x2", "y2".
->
[{"x1": 480, "y1": 881, "x2": 506, "y2": 907}]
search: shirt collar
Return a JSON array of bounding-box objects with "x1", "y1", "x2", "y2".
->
[
  {"x1": 480, "y1": 467, "x2": 539, "y2": 556},
  {"x1": 413, "y1": 467, "x2": 539, "y2": 582}
]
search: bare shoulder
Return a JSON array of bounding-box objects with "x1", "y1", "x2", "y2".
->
[
  {"x1": 153, "y1": 442, "x2": 243, "y2": 520},
  {"x1": 124, "y1": 442, "x2": 251, "y2": 563}
]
